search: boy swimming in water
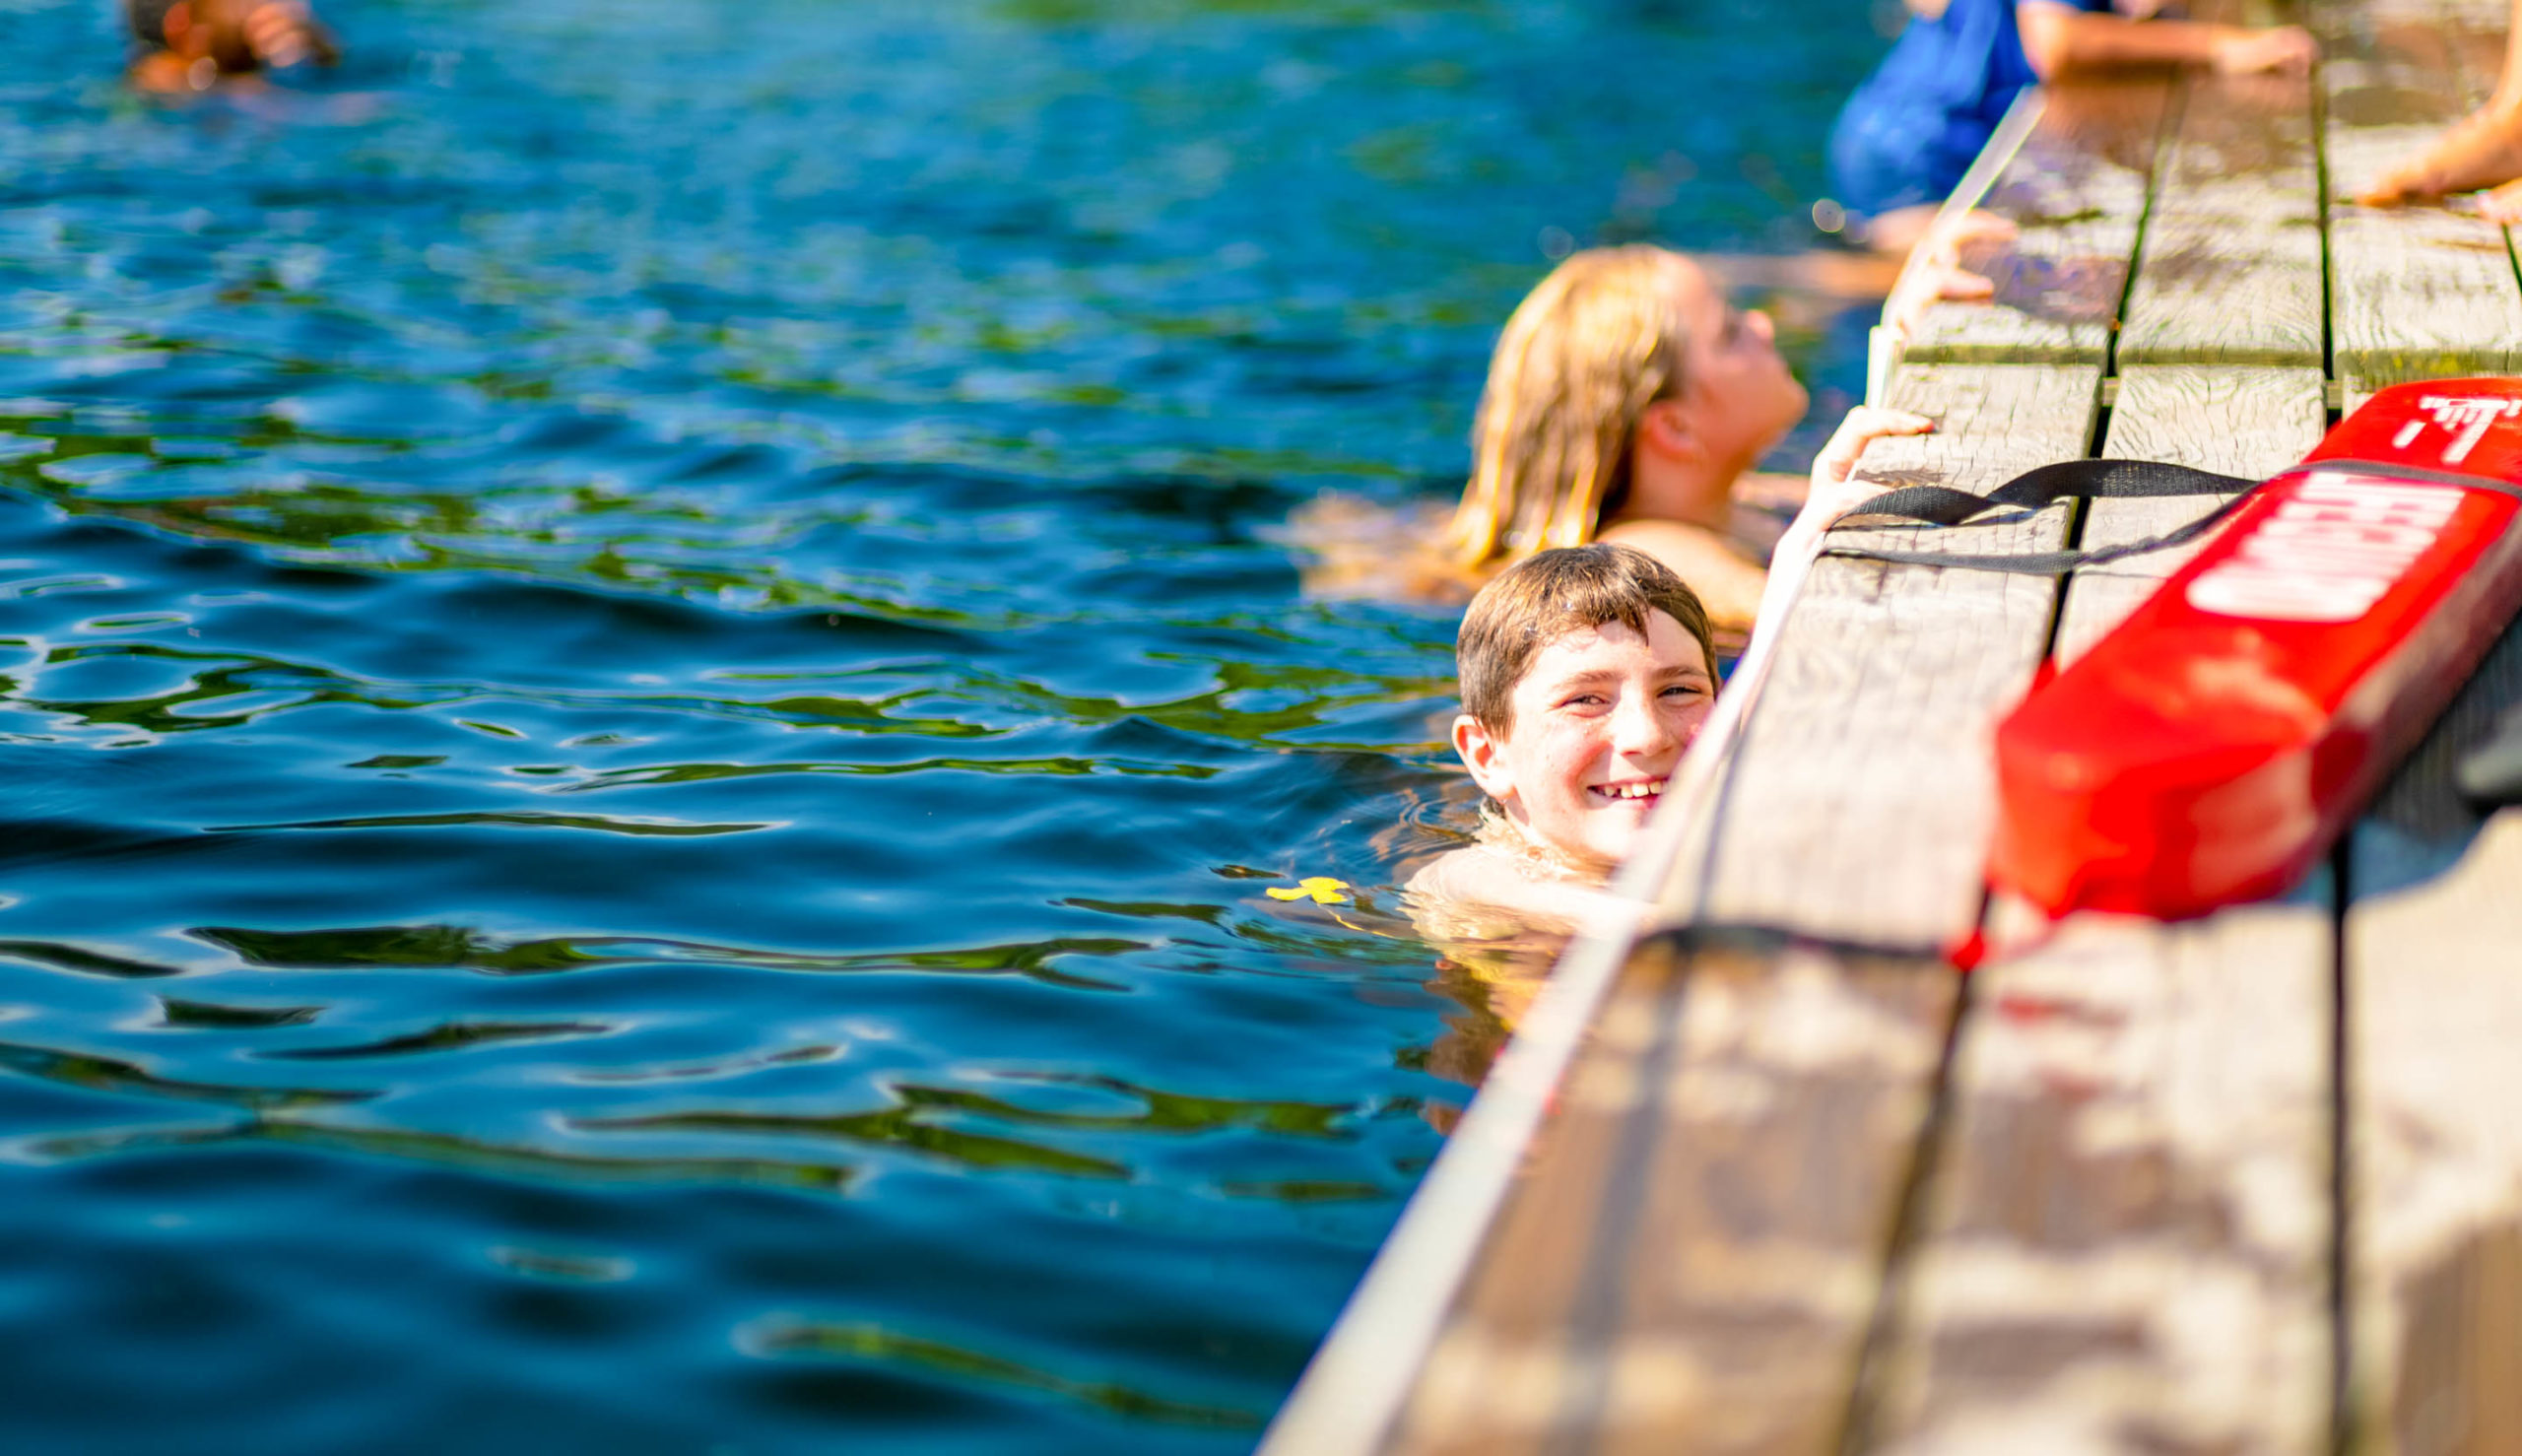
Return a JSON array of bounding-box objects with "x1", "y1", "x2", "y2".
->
[
  {"x1": 1409, "y1": 406, "x2": 1930, "y2": 928},
  {"x1": 1407, "y1": 543, "x2": 1720, "y2": 927}
]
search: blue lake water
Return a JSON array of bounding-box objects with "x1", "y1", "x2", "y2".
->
[{"x1": 1, "y1": 0, "x2": 1881, "y2": 1449}]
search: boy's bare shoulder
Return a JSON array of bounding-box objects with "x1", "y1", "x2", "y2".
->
[{"x1": 1404, "y1": 843, "x2": 1631, "y2": 938}]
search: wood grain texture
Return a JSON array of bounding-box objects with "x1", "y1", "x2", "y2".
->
[
  {"x1": 1657, "y1": 363, "x2": 2098, "y2": 951},
  {"x1": 1903, "y1": 79, "x2": 2171, "y2": 365},
  {"x1": 2053, "y1": 365, "x2": 2328, "y2": 665},
  {"x1": 2117, "y1": 60, "x2": 2323, "y2": 365},
  {"x1": 2318, "y1": 0, "x2": 2522, "y2": 384},
  {"x1": 1387, "y1": 934, "x2": 1958, "y2": 1456},
  {"x1": 2433, "y1": 0, "x2": 2510, "y2": 28}
]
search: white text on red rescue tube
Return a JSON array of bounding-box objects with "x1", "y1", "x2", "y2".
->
[{"x1": 2185, "y1": 475, "x2": 2463, "y2": 623}]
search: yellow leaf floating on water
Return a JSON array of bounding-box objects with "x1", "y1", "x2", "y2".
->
[{"x1": 1266, "y1": 876, "x2": 1353, "y2": 905}]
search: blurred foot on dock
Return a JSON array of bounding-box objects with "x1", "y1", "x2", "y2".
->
[{"x1": 2359, "y1": 99, "x2": 2522, "y2": 206}]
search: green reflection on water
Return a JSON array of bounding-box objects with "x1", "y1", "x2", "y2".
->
[
  {"x1": 0, "y1": 938, "x2": 184, "y2": 980},
  {"x1": 157, "y1": 997, "x2": 323, "y2": 1029},
  {"x1": 262, "y1": 1018, "x2": 611, "y2": 1061},
  {"x1": 210, "y1": 810, "x2": 773, "y2": 836},
  {"x1": 742, "y1": 1315, "x2": 1263, "y2": 1429},
  {"x1": 582, "y1": 1106, "x2": 1133, "y2": 1181},
  {"x1": 576, "y1": 1071, "x2": 1399, "y2": 1184},
  {"x1": 29, "y1": 1117, "x2": 857, "y2": 1195},
  {"x1": 559, "y1": 756, "x2": 1220, "y2": 790},
  {"x1": 0, "y1": 1037, "x2": 368, "y2": 1111},
  {"x1": 191, "y1": 924, "x2": 1153, "y2": 990},
  {"x1": 955, "y1": 1073, "x2": 1364, "y2": 1139}
]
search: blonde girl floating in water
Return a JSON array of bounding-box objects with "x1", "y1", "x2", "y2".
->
[
  {"x1": 1444, "y1": 244, "x2": 1811, "y2": 644},
  {"x1": 1295, "y1": 242, "x2": 1978, "y2": 645}
]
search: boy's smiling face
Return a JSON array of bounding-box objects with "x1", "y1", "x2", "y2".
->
[{"x1": 1452, "y1": 608, "x2": 1715, "y2": 873}]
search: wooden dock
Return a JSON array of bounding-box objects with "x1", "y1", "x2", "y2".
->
[{"x1": 1267, "y1": 0, "x2": 2522, "y2": 1450}]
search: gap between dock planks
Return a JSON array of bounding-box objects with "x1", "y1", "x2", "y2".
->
[
  {"x1": 1859, "y1": 366, "x2": 2337, "y2": 1456},
  {"x1": 2115, "y1": 13, "x2": 2323, "y2": 367},
  {"x1": 1658, "y1": 361, "x2": 2097, "y2": 951},
  {"x1": 1900, "y1": 79, "x2": 2170, "y2": 366}
]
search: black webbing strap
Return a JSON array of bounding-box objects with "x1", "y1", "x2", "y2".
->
[
  {"x1": 1818, "y1": 457, "x2": 2253, "y2": 574},
  {"x1": 1821, "y1": 456, "x2": 2522, "y2": 574}
]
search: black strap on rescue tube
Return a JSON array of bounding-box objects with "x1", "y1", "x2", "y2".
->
[
  {"x1": 1821, "y1": 456, "x2": 2522, "y2": 575},
  {"x1": 1818, "y1": 458, "x2": 2249, "y2": 575}
]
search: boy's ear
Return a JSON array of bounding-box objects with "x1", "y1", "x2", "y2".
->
[
  {"x1": 1634, "y1": 397, "x2": 1705, "y2": 467},
  {"x1": 1452, "y1": 713, "x2": 1518, "y2": 805}
]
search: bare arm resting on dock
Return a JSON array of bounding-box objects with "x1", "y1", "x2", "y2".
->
[{"x1": 2016, "y1": 0, "x2": 2316, "y2": 79}]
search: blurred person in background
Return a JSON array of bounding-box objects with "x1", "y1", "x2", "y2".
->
[
  {"x1": 125, "y1": 0, "x2": 339, "y2": 94},
  {"x1": 1828, "y1": 0, "x2": 2315, "y2": 255}
]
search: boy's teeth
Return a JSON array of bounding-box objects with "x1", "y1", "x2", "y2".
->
[{"x1": 1601, "y1": 781, "x2": 1663, "y2": 800}]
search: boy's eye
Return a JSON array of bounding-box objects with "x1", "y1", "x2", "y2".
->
[
  {"x1": 1558, "y1": 693, "x2": 1608, "y2": 709},
  {"x1": 1661, "y1": 682, "x2": 1708, "y2": 699}
]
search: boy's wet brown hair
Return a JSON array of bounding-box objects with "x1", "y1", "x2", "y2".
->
[{"x1": 1457, "y1": 543, "x2": 1716, "y2": 733}]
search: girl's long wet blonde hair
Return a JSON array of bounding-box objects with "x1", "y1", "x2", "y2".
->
[{"x1": 1442, "y1": 245, "x2": 1692, "y2": 569}]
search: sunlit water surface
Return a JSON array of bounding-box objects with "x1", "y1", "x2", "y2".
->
[{"x1": 1, "y1": 0, "x2": 1878, "y2": 1448}]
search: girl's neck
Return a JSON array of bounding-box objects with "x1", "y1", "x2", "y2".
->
[{"x1": 1611, "y1": 450, "x2": 1737, "y2": 533}]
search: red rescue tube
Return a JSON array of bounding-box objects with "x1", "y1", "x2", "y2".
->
[{"x1": 1990, "y1": 378, "x2": 2522, "y2": 920}]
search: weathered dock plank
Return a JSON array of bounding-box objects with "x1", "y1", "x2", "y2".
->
[
  {"x1": 2344, "y1": 592, "x2": 2522, "y2": 1455},
  {"x1": 2441, "y1": 0, "x2": 2518, "y2": 76},
  {"x1": 1903, "y1": 81, "x2": 2171, "y2": 366},
  {"x1": 1661, "y1": 362, "x2": 2097, "y2": 950},
  {"x1": 2345, "y1": 813, "x2": 2522, "y2": 1456},
  {"x1": 2317, "y1": 0, "x2": 2522, "y2": 387},
  {"x1": 1383, "y1": 933, "x2": 1958, "y2": 1456}
]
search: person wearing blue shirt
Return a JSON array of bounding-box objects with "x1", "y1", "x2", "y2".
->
[{"x1": 1827, "y1": 0, "x2": 2316, "y2": 253}]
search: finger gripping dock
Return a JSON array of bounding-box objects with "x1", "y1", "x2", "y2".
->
[{"x1": 1269, "y1": 1, "x2": 2522, "y2": 1450}]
